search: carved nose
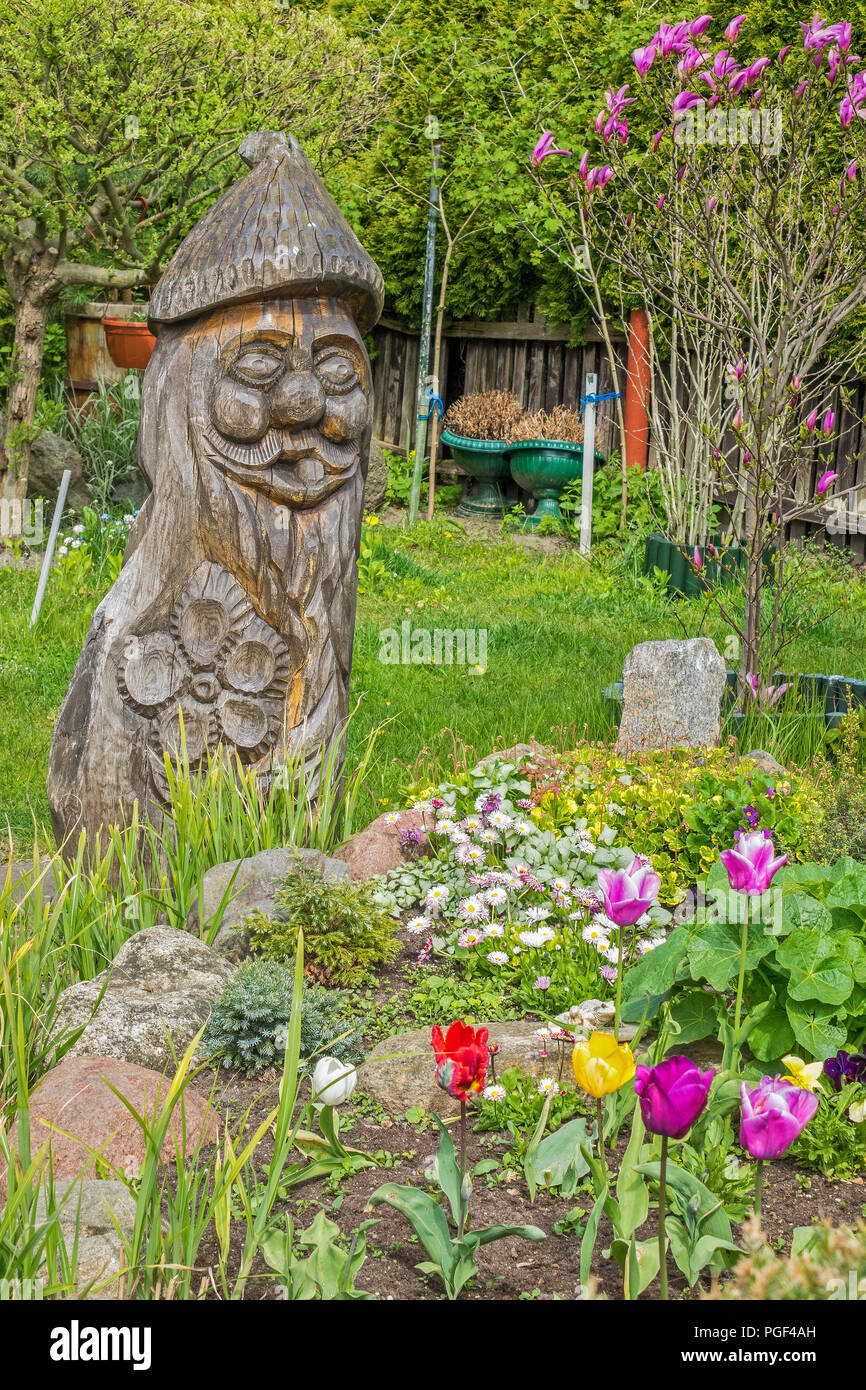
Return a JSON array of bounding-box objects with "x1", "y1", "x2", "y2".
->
[{"x1": 268, "y1": 370, "x2": 326, "y2": 428}]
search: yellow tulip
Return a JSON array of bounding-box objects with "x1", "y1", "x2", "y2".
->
[
  {"x1": 572, "y1": 1031, "x2": 636, "y2": 1098},
  {"x1": 781, "y1": 1055, "x2": 825, "y2": 1093}
]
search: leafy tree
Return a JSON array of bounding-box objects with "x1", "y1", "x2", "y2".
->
[{"x1": 0, "y1": 0, "x2": 383, "y2": 499}]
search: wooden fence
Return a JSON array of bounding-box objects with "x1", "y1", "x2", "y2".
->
[
  {"x1": 370, "y1": 309, "x2": 628, "y2": 461},
  {"x1": 371, "y1": 308, "x2": 866, "y2": 558}
]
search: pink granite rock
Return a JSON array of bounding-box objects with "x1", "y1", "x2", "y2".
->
[
  {"x1": 339, "y1": 809, "x2": 431, "y2": 880},
  {"x1": 5, "y1": 1055, "x2": 218, "y2": 1180}
]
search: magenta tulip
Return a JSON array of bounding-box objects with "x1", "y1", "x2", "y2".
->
[
  {"x1": 721, "y1": 829, "x2": 788, "y2": 897},
  {"x1": 598, "y1": 856, "x2": 661, "y2": 927},
  {"x1": 635, "y1": 1057, "x2": 714, "y2": 1139},
  {"x1": 740, "y1": 1077, "x2": 819, "y2": 1159},
  {"x1": 816, "y1": 469, "x2": 838, "y2": 494}
]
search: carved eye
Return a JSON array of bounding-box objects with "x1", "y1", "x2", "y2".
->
[
  {"x1": 229, "y1": 346, "x2": 285, "y2": 388},
  {"x1": 314, "y1": 347, "x2": 360, "y2": 396}
]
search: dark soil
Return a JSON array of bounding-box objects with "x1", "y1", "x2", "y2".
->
[{"x1": 187, "y1": 1061, "x2": 864, "y2": 1302}]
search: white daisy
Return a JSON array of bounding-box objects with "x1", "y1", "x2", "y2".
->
[
  {"x1": 551, "y1": 876, "x2": 572, "y2": 893},
  {"x1": 486, "y1": 950, "x2": 509, "y2": 966},
  {"x1": 435, "y1": 819, "x2": 456, "y2": 835},
  {"x1": 511, "y1": 818, "x2": 533, "y2": 836},
  {"x1": 462, "y1": 815, "x2": 483, "y2": 833},
  {"x1": 406, "y1": 914, "x2": 432, "y2": 935},
  {"x1": 458, "y1": 895, "x2": 485, "y2": 921},
  {"x1": 537, "y1": 1077, "x2": 560, "y2": 1096},
  {"x1": 484, "y1": 921, "x2": 505, "y2": 938},
  {"x1": 478, "y1": 827, "x2": 499, "y2": 844},
  {"x1": 582, "y1": 924, "x2": 610, "y2": 946},
  {"x1": 458, "y1": 927, "x2": 485, "y2": 948},
  {"x1": 425, "y1": 885, "x2": 451, "y2": 911},
  {"x1": 602, "y1": 945, "x2": 620, "y2": 964},
  {"x1": 483, "y1": 1084, "x2": 506, "y2": 1101},
  {"x1": 412, "y1": 799, "x2": 434, "y2": 813},
  {"x1": 519, "y1": 926, "x2": 556, "y2": 948},
  {"x1": 488, "y1": 810, "x2": 512, "y2": 829},
  {"x1": 485, "y1": 886, "x2": 508, "y2": 908},
  {"x1": 383, "y1": 812, "x2": 401, "y2": 825},
  {"x1": 449, "y1": 829, "x2": 471, "y2": 845},
  {"x1": 526, "y1": 905, "x2": 551, "y2": 924}
]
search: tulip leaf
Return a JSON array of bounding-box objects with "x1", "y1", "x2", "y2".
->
[
  {"x1": 474, "y1": 1223, "x2": 546, "y2": 1247},
  {"x1": 785, "y1": 997, "x2": 848, "y2": 1060},
  {"x1": 431, "y1": 1115, "x2": 463, "y2": 1229},
  {"x1": 687, "y1": 921, "x2": 775, "y2": 991},
  {"x1": 636, "y1": 1159, "x2": 735, "y2": 1251},
  {"x1": 580, "y1": 1183, "x2": 608, "y2": 1291},
  {"x1": 525, "y1": 1117, "x2": 588, "y2": 1199},
  {"x1": 667, "y1": 1218, "x2": 742, "y2": 1289},
  {"x1": 615, "y1": 1106, "x2": 649, "y2": 1240},
  {"x1": 608, "y1": 1236, "x2": 660, "y2": 1298}
]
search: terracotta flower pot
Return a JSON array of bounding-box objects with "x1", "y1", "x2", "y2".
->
[{"x1": 101, "y1": 317, "x2": 156, "y2": 370}]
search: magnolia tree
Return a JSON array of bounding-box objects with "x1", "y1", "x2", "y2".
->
[
  {"x1": 531, "y1": 12, "x2": 866, "y2": 697},
  {"x1": 0, "y1": 0, "x2": 384, "y2": 501}
]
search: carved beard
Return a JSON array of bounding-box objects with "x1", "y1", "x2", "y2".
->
[{"x1": 48, "y1": 299, "x2": 371, "y2": 837}]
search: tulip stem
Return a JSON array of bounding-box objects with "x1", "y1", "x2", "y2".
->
[
  {"x1": 458, "y1": 1100, "x2": 468, "y2": 1241},
  {"x1": 733, "y1": 904, "x2": 750, "y2": 1058},
  {"x1": 614, "y1": 928, "x2": 624, "y2": 1039},
  {"x1": 754, "y1": 1159, "x2": 763, "y2": 1224},
  {"x1": 658, "y1": 1134, "x2": 669, "y2": 1302},
  {"x1": 596, "y1": 1097, "x2": 608, "y2": 1182}
]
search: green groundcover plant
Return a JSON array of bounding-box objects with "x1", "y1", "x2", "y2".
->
[{"x1": 622, "y1": 857, "x2": 866, "y2": 1064}]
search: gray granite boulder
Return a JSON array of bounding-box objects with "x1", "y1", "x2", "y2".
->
[
  {"x1": 616, "y1": 637, "x2": 726, "y2": 754},
  {"x1": 49, "y1": 926, "x2": 234, "y2": 1072},
  {"x1": 189, "y1": 846, "x2": 351, "y2": 962},
  {"x1": 35, "y1": 1179, "x2": 138, "y2": 1299}
]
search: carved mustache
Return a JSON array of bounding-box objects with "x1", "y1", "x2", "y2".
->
[{"x1": 201, "y1": 424, "x2": 358, "y2": 472}]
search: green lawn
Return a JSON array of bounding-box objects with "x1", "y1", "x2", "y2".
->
[{"x1": 4, "y1": 517, "x2": 866, "y2": 854}]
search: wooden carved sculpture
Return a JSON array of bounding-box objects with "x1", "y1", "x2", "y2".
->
[{"x1": 47, "y1": 132, "x2": 384, "y2": 845}]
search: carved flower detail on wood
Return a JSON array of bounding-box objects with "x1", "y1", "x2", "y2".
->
[{"x1": 117, "y1": 562, "x2": 291, "y2": 791}]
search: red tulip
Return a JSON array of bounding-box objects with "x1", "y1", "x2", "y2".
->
[{"x1": 431, "y1": 1021, "x2": 489, "y2": 1101}]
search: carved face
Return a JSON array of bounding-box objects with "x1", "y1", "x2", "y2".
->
[{"x1": 191, "y1": 296, "x2": 373, "y2": 508}]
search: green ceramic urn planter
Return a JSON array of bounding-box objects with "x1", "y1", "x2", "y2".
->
[
  {"x1": 505, "y1": 438, "x2": 588, "y2": 529},
  {"x1": 440, "y1": 429, "x2": 511, "y2": 517}
]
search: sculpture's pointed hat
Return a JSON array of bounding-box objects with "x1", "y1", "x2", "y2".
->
[{"x1": 148, "y1": 131, "x2": 384, "y2": 334}]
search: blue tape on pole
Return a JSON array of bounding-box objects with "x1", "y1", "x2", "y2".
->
[
  {"x1": 579, "y1": 390, "x2": 621, "y2": 419},
  {"x1": 418, "y1": 388, "x2": 445, "y2": 422}
]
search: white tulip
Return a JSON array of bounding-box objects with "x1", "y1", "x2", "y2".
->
[{"x1": 312, "y1": 1056, "x2": 358, "y2": 1106}]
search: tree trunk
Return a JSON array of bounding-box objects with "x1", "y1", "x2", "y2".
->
[{"x1": 1, "y1": 242, "x2": 61, "y2": 504}]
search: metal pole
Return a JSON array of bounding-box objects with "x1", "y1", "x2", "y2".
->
[
  {"x1": 580, "y1": 373, "x2": 598, "y2": 557},
  {"x1": 29, "y1": 468, "x2": 71, "y2": 628},
  {"x1": 408, "y1": 124, "x2": 440, "y2": 526}
]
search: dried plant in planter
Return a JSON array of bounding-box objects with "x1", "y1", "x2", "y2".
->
[
  {"x1": 510, "y1": 405, "x2": 585, "y2": 445},
  {"x1": 442, "y1": 390, "x2": 522, "y2": 442}
]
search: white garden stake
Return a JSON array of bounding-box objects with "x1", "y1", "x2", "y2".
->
[
  {"x1": 29, "y1": 467, "x2": 71, "y2": 629},
  {"x1": 579, "y1": 372, "x2": 598, "y2": 557}
]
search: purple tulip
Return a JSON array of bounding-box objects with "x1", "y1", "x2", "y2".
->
[
  {"x1": 740, "y1": 1078, "x2": 819, "y2": 1160},
  {"x1": 635, "y1": 1056, "x2": 715, "y2": 1139},
  {"x1": 816, "y1": 469, "x2": 838, "y2": 494},
  {"x1": 721, "y1": 829, "x2": 788, "y2": 897},
  {"x1": 725, "y1": 14, "x2": 746, "y2": 43},
  {"x1": 822, "y1": 409, "x2": 835, "y2": 434},
  {"x1": 531, "y1": 132, "x2": 572, "y2": 165},
  {"x1": 598, "y1": 856, "x2": 661, "y2": 927}
]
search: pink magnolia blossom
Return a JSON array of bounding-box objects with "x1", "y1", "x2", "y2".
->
[
  {"x1": 805, "y1": 407, "x2": 819, "y2": 433},
  {"x1": 724, "y1": 14, "x2": 746, "y2": 43},
  {"x1": 693, "y1": 546, "x2": 702, "y2": 570},
  {"x1": 848, "y1": 160, "x2": 858, "y2": 180},
  {"x1": 673, "y1": 90, "x2": 703, "y2": 114},
  {"x1": 652, "y1": 129, "x2": 665, "y2": 151},
  {"x1": 633, "y1": 44, "x2": 657, "y2": 78},
  {"x1": 689, "y1": 14, "x2": 714, "y2": 39},
  {"x1": 578, "y1": 150, "x2": 590, "y2": 181},
  {"x1": 778, "y1": 44, "x2": 791, "y2": 64},
  {"x1": 823, "y1": 408, "x2": 835, "y2": 434},
  {"x1": 531, "y1": 131, "x2": 572, "y2": 165},
  {"x1": 816, "y1": 469, "x2": 838, "y2": 494}
]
